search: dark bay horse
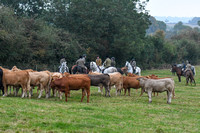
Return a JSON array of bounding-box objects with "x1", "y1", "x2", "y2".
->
[
  {"x1": 71, "y1": 62, "x2": 90, "y2": 74},
  {"x1": 185, "y1": 70, "x2": 196, "y2": 86},
  {"x1": 171, "y1": 65, "x2": 184, "y2": 82}
]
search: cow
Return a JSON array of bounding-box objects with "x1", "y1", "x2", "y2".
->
[
  {"x1": 108, "y1": 72, "x2": 123, "y2": 96},
  {"x1": 29, "y1": 71, "x2": 52, "y2": 98},
  {"x1": 0, "y1": 66, "x2": 31, "y2": 98},
  {"x1": 123, "y1": 76, "x2": 141, "y2": 96},
  {"x1": 88, "y1": 74, "x2": 110, "y2": 96},
  {"x1": 10, "y1": 66, "x2": 35, "y2": 96},
  {"x1": 51, "y1": 72, "x2": 64, "y2": 98},
  {"x1": 50, "y1": 76, "x2": 91, "y2": 103},
  {"x1": 137, "y1": 77, "x2": 175, "y2": 104},
  {"x1": 143, "y1": 74, "x2": 175, "y2": 98},
  {"x1": 0, "y1": 68, "x2": 4, "y2": 95}
]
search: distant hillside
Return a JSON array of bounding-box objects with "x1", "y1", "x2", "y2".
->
[
  {"x1": 155, "y1": 16, "x2": 193, "y2": 24},
  {"x1": 188, "y1": 17, "x2": 200, "y2": 25}
]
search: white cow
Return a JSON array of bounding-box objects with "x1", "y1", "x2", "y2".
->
[{"x1": 137, "y1": 78, "x2": 174, "y2": 104}]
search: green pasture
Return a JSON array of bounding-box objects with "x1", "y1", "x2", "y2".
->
[{"x1": 0, "y1": 67, "x2": 200, "y2": 133}]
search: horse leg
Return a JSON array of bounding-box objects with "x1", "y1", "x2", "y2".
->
[{"x1": 178, "y1": 75, "x2": 181, "y2": 82}]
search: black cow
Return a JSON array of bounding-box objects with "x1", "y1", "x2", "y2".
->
[
  {"x1": 88, "y1": 74, "x2": 110, "y2": 96},
  {"x1": 0, "y1": 68, "x2": 4, "y2": 95}
]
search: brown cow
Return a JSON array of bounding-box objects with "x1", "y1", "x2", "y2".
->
[
  {"x1": 123, "y1": 76, "x2": 141, "y2": 96},
  {"x1": 10, "y1": 66, "x2": 35, "y2": 96},
  {"x1": 50, "y1": 76, "x2": 91, "y2": 103},
  {"x1": 0, "y1": 66, "x2": 31, "y2": 98},
  {"x1": 108, "y1": 72, "x2": 123, "y2": 96}
]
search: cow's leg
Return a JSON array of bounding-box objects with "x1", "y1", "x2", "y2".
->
[
  {"x1": 98, "y1": 87, "x2": 101, "y2": 92},
  {"x1": 37, "y1": 85, "x2": 40, "y2": 95},
  {"x1": 104, "y1": 84, "x2": 108, "y2": 97},
  {"x1": 48, "y1": 87, "x2": 51, "y2": 97},
  {"x1": 140, "y1": 87, "x2": 145, "y2": 96},
  {"x1": 8, "y1": 86, "x2": 11, "y2": 95},
  {"x1": 59, "y1": 91, "x2": 63, "y2": 99},
  {"x1": 3, "y1": 84, "x2": 7, "y2": 96},
  {"x1": 38, "y1": 84, "x2": 43, "y2": 98},
  {"x1": 167, "y1": 91, "x2": 172, "y2": 104},
  {"x1": 128, "y1": 88, "x2": 131, "y2": 96},
  {"x1": 30, "y1": 87, "x2": 33, "y2": 96},
  {"x1": 65, "y1": 89, "x2": 69, "y2": 102},
  {"x1": 100, "y1": 85, "x2": 104, "y2": 95},
  {"x1": 53, "y1": 88, "x2": 56, "y2": 97},
  {"x1": 21, "y1": 85, "x2": 27, "y2": 98},
  {"x1": 148, "y1": 90, "x2": 152, "y2": 103},
  {"x1": 105, "y1": 85, "x2": 110, "y2": 97},
  {"x1": 45, "y1": 86, "x2": 49, "y2": 98},
  {"x1": 28, "y1": 85, "x2": 32, "y2": 98},
  {"x1": 15, "y1": 87, "x2": 19, "y2": 96},
  {"x1": 81, "y1": 89, "x2": 85, "y2": 102},
  {"x1": 124, "y1": 88, "x2": 127, "y2": 96},
  {"x1": 1, "y1": 86, "x2": 4, "y2": 95},
  {"x1": 15, "y1": 87, "x2": 21, "y2": 96},
  {"x1": 86, "y1": 88, "x2": 90, "y2": 103},
  {"x1": 115, "y1": 85, "x2": 119, "y2": 96}
]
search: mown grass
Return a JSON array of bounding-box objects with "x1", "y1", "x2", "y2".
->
[{"x1": 0, "y1": 67, "x2": 200, "y2": 133}]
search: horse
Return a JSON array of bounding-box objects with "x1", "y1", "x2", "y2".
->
[
  {"x1": 124, "y1": 61, "x2": 141, "y2": 76},
  {"x1": 90, "y1": 61, "x2": 101, "y2": 73},
  {"x1": 90, "y1": 61, "x2": 118, "y2": 74},
  {"x1": 171, "y1": 65, "x2": 196, "y2": 82},
  {"x1": 59, "y1": 62, "x2": 69, "y2": 73},
  {"x1": 71, "y1": 62, "x2": 90, "y2": 74},
  {"x1": 171, "y1": 65, "x2": 184, "y2": 82},
  {"x1": 185, "y1": 70, "x2": 196, "y2": 86}
]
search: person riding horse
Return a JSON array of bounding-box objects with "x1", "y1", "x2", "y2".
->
[
  {"x1": 102, "y1": 56, "x2": 111, "y2": 73},
  {"x1": 76, "y1": 55, "x2": 87, "y2": 73},
  {"x1": 59, "y1": 58, "x2": 68, "y2": 73},
  {"x1": 130, "y1": 58, "x2": 136, "y2": 73},
  {"x1": 184, "y1": 61, "x2": 192, "y2": 74},
  {"x1": 96, "y1": 56, "x2": 102, "y2": 66}
]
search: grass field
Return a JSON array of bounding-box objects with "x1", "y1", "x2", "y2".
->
[{"x1": 0, "y1": 67, "x2": 200, "y2": 133}]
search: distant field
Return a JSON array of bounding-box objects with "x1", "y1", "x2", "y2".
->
[{"x1": 0, "y1": 67, "x2": 200, "y2": 132}]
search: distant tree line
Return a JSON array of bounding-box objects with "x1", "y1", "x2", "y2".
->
[{"x1": 0, "y1": 1, "x2": 200, "y2": 71}]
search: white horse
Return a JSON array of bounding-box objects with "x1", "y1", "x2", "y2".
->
[
  {"x1": 90, "y1": 61, "x2": 117, "y2": 74},
  {"x1": 90, "y1": 61, "x2": 101, "y2": 73},
  {"x1": 125, "y1": 61, "x2": 141, "y2": 76},
  {"x1": 59, "y1": 62, "x2": 69, "y2": 73}
]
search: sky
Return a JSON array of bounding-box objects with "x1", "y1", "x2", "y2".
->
[{"x1": 145, "y1": 0, "x2": 200, "y2": 17}]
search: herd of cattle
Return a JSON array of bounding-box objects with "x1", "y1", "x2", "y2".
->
[{"x1": 0, "y1": 66, "x2": 175, "y2": 104}]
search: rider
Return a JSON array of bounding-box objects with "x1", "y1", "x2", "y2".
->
[
  {"x1": 130, "y1": 58, "x2": 136, "y2": 73},
  {"x1": 111, "y1": 57, "x2": 116, "y2": 67},
  {"x1": 76, "y1": 55, "x2": 86, "y2": 73},
  {"x1": 185, "y1": 61, "x2": 192, "y2": 74},
  {"x1": 103, "y1": 55, "x2": 111, "y2": 71},
  {"x1": 59, "y1": 58, "x2": 68, "y2": 73},
  {"x1": 96, "y1": 56, "x2": 102, "y2": 66},
  {"x1": 182, "y1": 61, "x2": 186, "y2": 71}
]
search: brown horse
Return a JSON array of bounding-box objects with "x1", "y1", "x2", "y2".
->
[
  {"x1": 171, "y1": 65, "x2": 184, "y2": 82},
  {"x1": 185, "y1": 70, "x2": 196, "y2": 86}
]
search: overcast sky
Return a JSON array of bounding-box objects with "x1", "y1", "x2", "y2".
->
[{"x1": 145, "y1": 0, "x2": 200, "y2": 17}]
